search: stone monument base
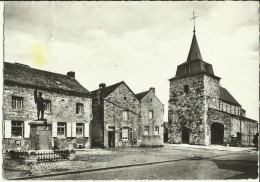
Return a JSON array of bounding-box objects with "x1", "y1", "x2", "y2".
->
[{"x1": 29, "y1": 119, "x2": 52, "y2": 150}]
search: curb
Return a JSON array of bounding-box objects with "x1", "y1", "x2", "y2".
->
[{"x1": 7, "y1": 157, "x2": 192, "y2": 180}]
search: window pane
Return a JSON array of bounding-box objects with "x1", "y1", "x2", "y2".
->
[
  {"x1": 11, "y1": 121, "x2": 23, "y2": 137},
  {"x1": 76, "y1": 123, "x2": 84, "y2": 136},
  {"x1": 122, "y1": 127, "x2": 128, "y2": 139}
]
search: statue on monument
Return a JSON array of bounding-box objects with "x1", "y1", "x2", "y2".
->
[{"x1": 34, "y1": 89, "x2": 45, "y2": 120}]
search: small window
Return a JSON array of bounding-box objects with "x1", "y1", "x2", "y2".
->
[
  {"x1": 12, "y1": 121, "x2": 23, "y2": 138},
  {"x1": 12, "y1": 96, "x2": 23, "y2": 110},
  {"x1": 43, "y1": 100, "x2": 51, "y2": 112},
  {"x1": 155, "y1": 126, "x2": 159, "y2": 135},
  {"x1": 150, "y1": 99, "x2": 152, "y2": 102},
  {"x1": 123, "y1": 110, "x2": 129, "y2": 120},
  {"x1": 184, "y1": 85, "x2": 189, "y2": 94},
  {"x1": 144, "y1": 126, "x2": 149, "y2": 135},
  {"x1": 148, "y1": 111, "x2": 153, "y2": 119},
  {"x1": 124, "y1": 97, "x2": 126, "y2": 100},
  {"x1": 76, "y1": 103, "x2": 84, "y2": 114},
  {"x1": 57, "y1": 122, "x2": 66, "y2": 137},
  {"x1": 129, "y1": 128, "x2": 133, "y2": 140},
  {"x1": 76, "y1": 123, "x2": 84, "y2": 137}
]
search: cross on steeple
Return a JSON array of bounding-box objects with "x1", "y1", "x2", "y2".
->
[{"x1": 190, "y1": 11, "x2": 198, "y2": 33}]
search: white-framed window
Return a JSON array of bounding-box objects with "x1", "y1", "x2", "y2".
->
[
  {"x1": 12, "y1": 121, "x2": 23, "y2": 138},
  {"x1": 57, "y1": 122, "x2": 66, "y2": 137},
  {"x1": 123, "y1": 110, "x2": 129, "y2": 121},
  {"x1": 120, "y1": 127, "x2": 133, "y2": 140},
  {"x1": 144, "y1": 126, "x2": 149, "y2": 135},
  {"x1": 149, "y1": 111, "x2": 153, "y2": 119},
  {"x1": 76, "y1": 103, "x2": 84, "y2": 114},
  {"x1": 155, "y1": 126, "x2": 159, "y2": 135},
  {"x1": 76, "y1": 123, "x2": 84, "y2": 137},
  {"x1": 43, "y1": 100, "x2": 51, "y2": 112},
  {"x1": 12, "y1": 96, "x2": 23, "y2": 110}
]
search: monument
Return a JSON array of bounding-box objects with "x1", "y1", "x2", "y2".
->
[{"x1": 29, "y1": 89, "x2": 52, "y2": 150}]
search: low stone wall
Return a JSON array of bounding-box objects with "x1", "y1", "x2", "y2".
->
[
  {"x1": 54, "y1": 137, "x2": 90, "y2": 150},
  {"x1": 140, "y1": 135, "x2": 162, "y2": 147}
]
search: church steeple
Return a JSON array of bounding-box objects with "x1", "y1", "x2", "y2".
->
[
  {"x1": 187, "y1": 11, "x2": 202, "y2": 62},
  {"x1": 187, "y1": 33, "x2": 203, "y2": 62}
]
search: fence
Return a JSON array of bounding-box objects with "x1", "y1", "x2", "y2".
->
[
  {"x1": 8, "y1": 150, "x2": 70, "y2": 162},
  {"x1": 37, "y1": 150, "x2": 70, "y2": 162}
]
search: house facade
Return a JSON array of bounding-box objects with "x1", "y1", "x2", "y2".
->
[
  {"x1": 168, "y1": 30, "x2": 258, "y2": 147},
  {"x1": 136, "y1": 88, "x2": 164, "y2": 146},
  {"x1": 91, "y1": 82, "x2": 164, "y2": 148},
  {"x1": 3, "y1": 62, "x2": 92, "y2": 151},
  {"x1": 91, "y1": 82, "x2": 141, "y2": 148}
]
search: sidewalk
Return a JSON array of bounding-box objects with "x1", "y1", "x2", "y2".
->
[{"x1": 164, "y1": 143, "x2": 256, "y2": 152}]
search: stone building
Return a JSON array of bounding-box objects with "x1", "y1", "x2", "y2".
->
[
  {"x1": 3, "y1": 62, "x2": 92, "y2": 151},
  {"x1": 168, "y1": 30, "x2": 258, "y2": 147},
  {"x1": 136, "y1": 88, "x2": 164, "y2": 146},
  {"x1": 91, "y1": 81, "x2": 141, "y2": 148},
  {"x1": 91, "y1": 82, "x2": 164, "y2": 148}
]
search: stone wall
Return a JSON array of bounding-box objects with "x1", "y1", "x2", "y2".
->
[
  {"x1": 206, "y1": 109, "x2": 232, "y2": 145},
  {"x1": 3, "y1": 84, "x2": 92, "y2": 151},
  {"x1": 168, "y1": 74, "x2": 206, "y2": 145},
  {"x1": 140, "y1": 91, "x2": 164, "y2": 146},
  {"x1": 91, "y1": 101, "x2": 104, "y2": 148},
  {"x1": 103, "y1": 83, "x2": 141, "y2": 147},
  {"x1": 207, "y1": 108, "x2": 258, "y2": 146}
]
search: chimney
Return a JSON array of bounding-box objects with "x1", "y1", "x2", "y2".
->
[
  {"x1": 99, "y1": 83, "x2": 106, "y2": 90},
  {"x1": 150, "y1": 87, "x2": 155, "y2": 93},
  {"x1": 67, "y1": 71, "x2": 75, "y2": 78}
]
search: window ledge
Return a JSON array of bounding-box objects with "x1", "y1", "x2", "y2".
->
[{"x1": 56, "y1": 136, "x2": 66, "y2": 139}]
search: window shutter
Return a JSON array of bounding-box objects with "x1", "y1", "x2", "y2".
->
[
  {"x1": 4, "y1": 120, "x2": 11, "y2": 138},
  {"x1": 52, "y1": 121, "x2": 57, "y2": 137},
  {"x1": 71, "y1": 122, "x2": 76, "y2": 137},
  {"x1": 24, "y1": 121, "x2": 30, "y2": 138},
  {"x1": 67, "y1": 122, "x2": 71, "y2": 137},
  {"x1": 76, "y1": 104, "x2": 79, "y2": 114},
  {"x1": 84, "y1": 123, "x2": 89, "y2": 137}
]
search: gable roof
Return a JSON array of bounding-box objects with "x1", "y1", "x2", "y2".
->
[
  {"x1": 219, "y1": 87, "x2": 240, "y2": 106},
  {"x1": 4, "y1": 62, "x2": 90, "y2": 96},
  {"x1": 91, "y1": 81, "x2": 123, "y2": 99},
  {"x1": 135, "y1": 90, "x2": 150, "y2": 101}
]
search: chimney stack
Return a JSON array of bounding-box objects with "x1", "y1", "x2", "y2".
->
[
  {"x1": 150, "y1": 87, "x2": 155, "y2": 93},
  {"x1": 99, "y1": 83, "x2": 106, "y2": 90},
  {"x1": 67, "y1": 71, "x2": 75, "y2": 78}
]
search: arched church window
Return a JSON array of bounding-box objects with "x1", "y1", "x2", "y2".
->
[{"x1": 184, "y1": 85, "x2": 189, "y2": 94}]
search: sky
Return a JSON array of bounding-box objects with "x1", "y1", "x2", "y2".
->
[{"x1": 3, "y1": 1, "x2": 259, "y2": 121}]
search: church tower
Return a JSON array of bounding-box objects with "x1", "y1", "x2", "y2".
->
[{"x1": 168, "y1": 16, "x2": 221, "y2": 145}]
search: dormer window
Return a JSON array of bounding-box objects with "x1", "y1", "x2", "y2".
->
[{"x1": 184, "y1": 85, "x2": 189, "y2": 94}]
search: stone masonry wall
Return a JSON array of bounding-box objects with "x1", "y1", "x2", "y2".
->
[
  {"x1": 206, "y1": 109, "x2": 232, "y2": 145},
  {"x1": 91, "y1": 101, "x2": 104, "y2": 148},
  {"x1": 168, "y1": 74, "x2": 206, "y2": 145},
  {"x1": 3, "y1": 84, "x2": 92, "y2": 151},
  {"x1": 103, "y1": 83, "x2": 141, "y2": 148},
  {"x1": 140, "y1": 91, "x2": 164, "y2": 146}
]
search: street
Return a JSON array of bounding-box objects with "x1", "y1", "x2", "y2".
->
[{"x1": 32, "y1": 149, "x2": 258, "y2": 180}]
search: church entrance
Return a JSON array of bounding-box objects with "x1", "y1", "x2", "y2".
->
[
  {"x1": 182, "y1": 126, "x2": 189, "y2": 144},
  {"x1": 211, "y1": 123, "x2": 224, "y2": 145}
]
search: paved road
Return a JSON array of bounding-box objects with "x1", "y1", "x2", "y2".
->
[{"x1": 33, "y1": 151, "x2": 258, "y2": 180}]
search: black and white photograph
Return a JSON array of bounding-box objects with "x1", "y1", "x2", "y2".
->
[{"x1": 1, "y1": 1, "x2": 259, "y2": 180}]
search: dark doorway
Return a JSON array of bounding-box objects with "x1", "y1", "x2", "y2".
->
[
  {"x1": 182, "y1": 126, "x2": 189, "y2": 144},
  {"x1": 108, "y1": 130, "x2": 115, "y2": 147},
  {"x1": 211, "y1": 123, "x2": 224, "y2": 145}
]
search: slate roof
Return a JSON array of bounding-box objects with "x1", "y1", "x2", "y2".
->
[
  {"x1": 219, "y1": 87, "x2": 240, "y2": 106},
  {"x1": 91, "y1": 81, "x2": 123, "y2": 99},
  {"x1": 135, "y1": 90, "x2": 150, "y2": 100},
  {"x1": 4, "y1": 62, "x2": 90, "y2": 96},
  {"x1": 187, "y1": 33, "x2": 203, "y2": 62}
]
